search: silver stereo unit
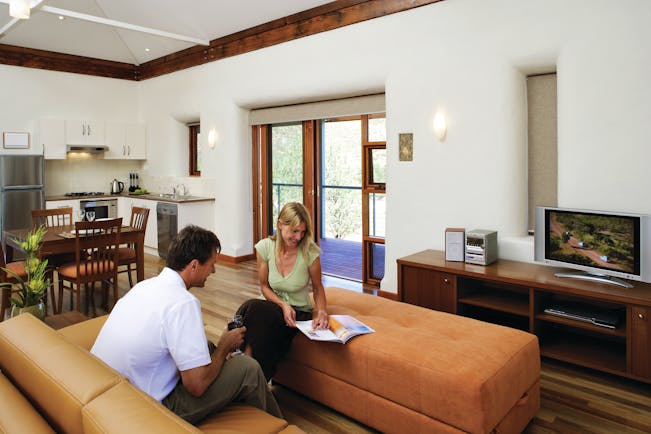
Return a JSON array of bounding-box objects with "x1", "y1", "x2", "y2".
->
[
  {"x1": 445, "y1": 228, "x2": 465, "y2": 262},
  {"x1": 465, "y1": 229, "x2": 497, "y2": 265}
]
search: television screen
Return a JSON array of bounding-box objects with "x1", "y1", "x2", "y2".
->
[{"x1": 545, "y1": 210, "x2": 640, "y2": 275}]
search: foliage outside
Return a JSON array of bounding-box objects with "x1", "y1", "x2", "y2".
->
[
  {"x1": 271, "y1": 118, "x2": 386, "y2": 240},
  {"x1": 0, "y1": 226, "x2": 50, "y2": 308}
]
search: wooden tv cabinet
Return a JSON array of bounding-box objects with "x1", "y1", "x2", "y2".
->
[{"x1": 397, "y1": 250, "x2": 651, "y2": 383}]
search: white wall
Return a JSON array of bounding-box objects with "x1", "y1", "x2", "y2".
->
[
  {"x1": 0, "y1": 65, "x2": 143, "y2": 194},
  {"x1": 2, "y1": 0, "x2": 650, "y2": 293},
  {"x1": 138, "y1": 0, "x2": 651, "y2": 292}
]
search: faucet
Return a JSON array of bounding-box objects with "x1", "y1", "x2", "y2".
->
[{"x1": 172, "y1": 184, "x2": 187, "y2": 198}]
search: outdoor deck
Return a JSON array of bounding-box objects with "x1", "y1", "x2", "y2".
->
[
  {"x1": 319, "y1": 237, "x2": 362, "y2": 281},
  {"x1": 318, "y1": 237, "x2": 385, "y2": 287}
]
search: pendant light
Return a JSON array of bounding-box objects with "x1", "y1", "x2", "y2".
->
[{"x1": 9, "y1": 0, "x2": 31, "y2": 19}]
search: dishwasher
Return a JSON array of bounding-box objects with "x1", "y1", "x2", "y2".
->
[{"x1": 157, "y1": 202, "x2": 178, "y2": 259}]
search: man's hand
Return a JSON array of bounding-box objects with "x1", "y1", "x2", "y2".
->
[
  {"x1": 216, "y1": 326, "x2": 246, "y2": 359},
  {"x1": 312, "y1": 309, "x2": 329, "y2": 329}
]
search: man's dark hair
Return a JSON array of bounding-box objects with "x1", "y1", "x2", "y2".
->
[{"x1": 166, "y1": 225, "x2": 221, "y2": 271}]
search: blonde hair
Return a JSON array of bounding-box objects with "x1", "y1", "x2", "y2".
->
[{"x1": 271, "y1": 202, "x2": 320, "y2": 261}]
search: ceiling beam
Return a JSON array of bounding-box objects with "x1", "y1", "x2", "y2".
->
[
  {"x1": 138, "y1": 0, "x2": 444, "y2": 80},
  {"x1": 39, "y1": 5, "x2": 209, "y2": 46},
  {"x1": 0, "y1": 42, "x2": 137, "y2": 79},
  {"x1": 0, "y1": 0, "x2": 444, "y2": 81}
]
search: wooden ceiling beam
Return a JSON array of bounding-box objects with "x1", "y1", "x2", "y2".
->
[
  {"x1": 0, "y1": 43, "x2": 137, "y2": 80},
  {"x1": 138, "y1": 0, "x2": 443, "y2": 80},
  {"x1": 0, "y1": 0, "x2": 443, "y2": 81}
]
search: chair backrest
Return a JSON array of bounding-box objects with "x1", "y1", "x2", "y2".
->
[
  {"x1": 32, "y1": 207, "x2": 73, "y2": 228},
  {"x1": 130, "y1": 206, "x2": 150, "y2": 232},
  {"x1": 74, "y1": 218, "x2": 122, "y2": 284}
]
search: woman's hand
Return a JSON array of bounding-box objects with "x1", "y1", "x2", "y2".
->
[
  {"x1": 281, "y1": 302, "x2": 297, "y2": 327},
  {"x1": 312, "y1": 309, "x2": 329, "y2": 330}
]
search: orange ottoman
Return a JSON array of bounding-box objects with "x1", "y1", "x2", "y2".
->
[{"x1": 274, "y1": 287, "x2": 540, "y2": 434}]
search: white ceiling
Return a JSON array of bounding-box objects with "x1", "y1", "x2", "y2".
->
[{"x1": 0, "y1": 0, "x2": 334, "y2": 64}]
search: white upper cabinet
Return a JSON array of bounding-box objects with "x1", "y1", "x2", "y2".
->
[
  {"x1": 65, "y1": 120, "x2": 105, "y2": 146},
  {"x1": 105, "y1": 122, "x2": 146, "y2": 160},
  {"x1": 126, "y1": 123, "x2": 147, "y2": 159},
  {"x1": 40, "y1": 119, "x2": 66, "y2": 159}
]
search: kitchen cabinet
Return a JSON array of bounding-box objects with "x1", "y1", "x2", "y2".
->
[
  {"x1": 46, "y1": 199, "x2": 80, "y2": 218},
  {"x1": 178, "y1": 200, "x2": 214, "y2": 232},
  {"x1": 40, "y1": 119, "x2": 66, "y2": 159},
  {"x1": 105, "y1": 122, "x2": 146, "y2": 160},
  {"x1": 65, "y1": 120, "x2": 105, "y2": 146},
  {"x1": 118, "y1": 197, "x2": 157, "y2": 249}
]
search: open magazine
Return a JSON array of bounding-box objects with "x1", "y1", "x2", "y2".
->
[{"x1": 295, "y1": 314, "x2": 374, "y2": 344}]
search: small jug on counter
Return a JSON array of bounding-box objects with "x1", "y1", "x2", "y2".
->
[{"x1": 111, "y1": 178, "x2": 124, "y2": 194}]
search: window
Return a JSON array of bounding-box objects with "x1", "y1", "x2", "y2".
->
[{"x1": 189, "y1": 123, "x2": 201, "y2": 176}]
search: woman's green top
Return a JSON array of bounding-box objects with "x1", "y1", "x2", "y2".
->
[{"x1": 255, "y1": 237, "x2": 320, "y2": 312}]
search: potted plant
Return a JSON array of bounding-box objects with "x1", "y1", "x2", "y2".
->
[{"x1": 0, "y1": 226, "x2": 50, "y2": 320}]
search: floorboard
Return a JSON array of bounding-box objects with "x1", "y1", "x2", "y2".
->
[{"x1": 47, "y1": 253, "x2": 651, "y2": 433}]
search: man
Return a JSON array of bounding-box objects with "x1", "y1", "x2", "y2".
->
[{"x1": 91, "y1": 225, "x2": 282, "y2": 424}]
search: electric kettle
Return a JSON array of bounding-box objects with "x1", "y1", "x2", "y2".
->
[{"x1": 111, "y1": 178, "x2": 124, "y2": 194}]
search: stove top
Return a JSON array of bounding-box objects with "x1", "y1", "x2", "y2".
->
[{"x1": 64, "y1": 192, "x2": 106, "y2": 197}]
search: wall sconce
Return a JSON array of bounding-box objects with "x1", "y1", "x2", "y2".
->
[
  {"x1": 9, "y1": 0, "x2": 31, "y2": 19},
  {"x1": 433, "y1": 112, "x2": 447, "y2": 141},
  {"x1": 207, "y1": 128, "x2": 217, "y2": 149}
]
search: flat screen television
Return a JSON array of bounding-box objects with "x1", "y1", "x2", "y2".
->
[{"x1": 534, "y1": 206, "x2": 651, "y2": 288}]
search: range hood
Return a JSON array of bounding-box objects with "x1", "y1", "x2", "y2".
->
[{"x1": 66, "y1": 145, "x2": 109, "y2": 154}]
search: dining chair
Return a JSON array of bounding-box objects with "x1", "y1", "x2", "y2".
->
[
  {"x1": 116, "y1": 207, "x2": 149, "y2": 288},
  {"x1": 32, "y1": 207, "x2": 73, "y2": 228},
  {"x1": 32, "y1": 207, "x2": 77, "y2": 312},
  {"x1": 57, "y1": 218, "x2": 122, "y2": 315},
  {"x1": 0, "y1": 242, "x2": 28, "y2": 321}
]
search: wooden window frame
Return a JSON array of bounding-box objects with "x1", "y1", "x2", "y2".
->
[
  {"x1": 251, "y1": 121, "x2": 317, "y2": 243},
  {"x1": 189, "y1": 124, "x2": 201, "y2": 176},
  {"x1": 361, "y1": 113, "x2": 386, "y2": 285}
]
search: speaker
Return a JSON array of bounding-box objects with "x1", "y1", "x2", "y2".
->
[{"x1": 445, "y1": 228, "x2": 465, "y2": 262}]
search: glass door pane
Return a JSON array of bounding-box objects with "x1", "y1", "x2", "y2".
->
[
  {"x1": 320, "y1": 118, "x2": 362, "y2": 280},
  {"x1": 368, "y1": 192, "x2": 386, "y2": 238},
  {"x1": 270, "y1": 123, "x2": 303, "y2": 231}
]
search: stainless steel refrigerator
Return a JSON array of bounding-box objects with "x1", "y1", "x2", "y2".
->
[{"x1": 0, "y1": 155, "x2": 45, "y2": 240}]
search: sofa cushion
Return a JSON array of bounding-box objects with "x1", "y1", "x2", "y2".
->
[
  {"x1": 279, "y1": 287, "x2": 540, "y2": 434},
  {"x1": 0, "y1": 372, "x2": 55, "y2": 434},
  {"x1": 59, "y1": 314, "x2": 108, "y2": 350},
  {"x1": 82, "y1": 380, "x2": 201, "y2": 434},
  {"x1": 198, "y1": 403, "x2": 290, "y2": 434},
  {"x1": 0, "y1": 313, "x2": 122, "y2": 434}
]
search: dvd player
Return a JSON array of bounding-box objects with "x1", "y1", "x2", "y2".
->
[{"x1": 543, "y1": 303, "x2": 623, "y2": 329}]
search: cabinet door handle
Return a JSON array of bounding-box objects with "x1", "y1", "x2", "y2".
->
[
  {"x1": 88, "y1": 125, "x2": 91, "y2": 135},
  {"x1": 82, "y1": 124, "x2": 86, "y2": 136},
  {"x1": 443, "y1": 278, "x2": 450, "y2": 284},
  {"x1": 127, "y1": 145, "x2": 131, "y2": 156},
  {"x1": 639, "y1": 313, "x2": 646, "y2": 320}
]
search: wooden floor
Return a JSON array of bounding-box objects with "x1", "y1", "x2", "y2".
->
[{"x1": 51, "y1": 254, "x2": 651, "y2": 433}]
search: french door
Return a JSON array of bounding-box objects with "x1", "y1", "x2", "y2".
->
[{"x1": 252, "y1": 114, "x2": 385, "y2": 284}]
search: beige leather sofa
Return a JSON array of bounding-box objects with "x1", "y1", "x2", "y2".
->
[
  {"x1": 274, "y1": 287, "x2": 541, "y2": 434},
  {"x1": 0, "y1": 313, "x2": 303, "y2": 434}
]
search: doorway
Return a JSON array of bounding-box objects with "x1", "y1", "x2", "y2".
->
[{"x1": 252, "y1": 114, "x2": 386, "y2": 284}]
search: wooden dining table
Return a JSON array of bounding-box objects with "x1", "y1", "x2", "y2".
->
[{"x1": 3, "y1": 224, "x2": 146, "y2": 283}]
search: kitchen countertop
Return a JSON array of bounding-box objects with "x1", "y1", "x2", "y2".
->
[{"x1": 46, "y1": 193, "x2": 215, "y2": 204}]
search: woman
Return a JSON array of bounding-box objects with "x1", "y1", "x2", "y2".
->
[{"x1": 235, "y1": 202, "x2": 328, "y2": 380}]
